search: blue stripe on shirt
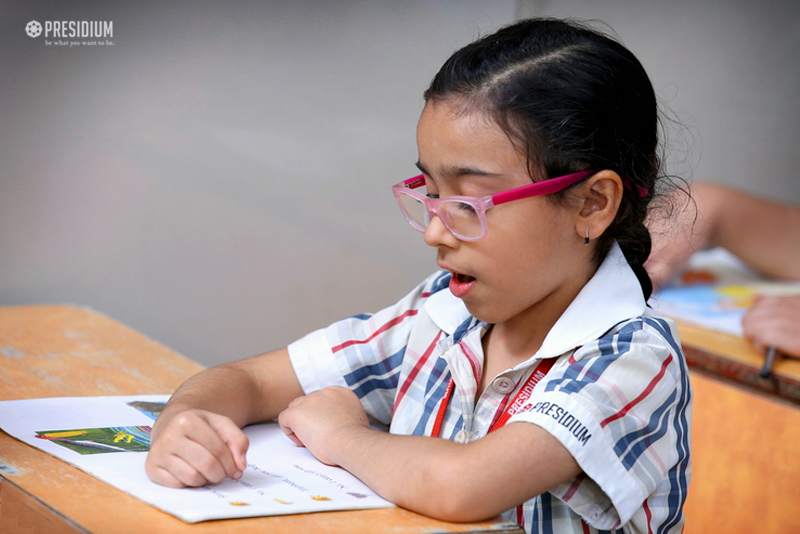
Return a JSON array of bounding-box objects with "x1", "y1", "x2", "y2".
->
[
  {"x1": 345, "y1": 346, "x2": 404, "y2": 396},
  {"x1": 412, "y1": 367, "x2": 451, "y2": 435},
  {"x1": 544, "y1": 320, "x2": 641, "y2": 395}
]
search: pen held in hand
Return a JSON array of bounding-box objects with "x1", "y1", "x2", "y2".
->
[{"x1": 760, "y1": 346, "x2": 778, "y2": 378}]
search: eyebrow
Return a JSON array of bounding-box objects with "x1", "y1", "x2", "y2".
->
[{"x1": 414, "y1": 161, "x2": 498, "y2": 180}]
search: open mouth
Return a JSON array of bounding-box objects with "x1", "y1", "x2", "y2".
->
[
  {"x1": 449, "y1": 271, "x2": 477, "y2": 298},
  {"x1": 454, "y1": 272, "x2": 476, "y2": 284}
]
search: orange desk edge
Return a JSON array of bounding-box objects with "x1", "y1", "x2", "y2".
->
[{"x1": 675, "y1": 319, "x2": 800, "y2": 404}]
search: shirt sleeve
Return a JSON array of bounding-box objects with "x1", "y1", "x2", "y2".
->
[
  {"x1": 507, "y1": 316, "x2": 692, "y2": 530},
  {"x1": 288, "y1": 271, "x2": 451, "y2": 427}
]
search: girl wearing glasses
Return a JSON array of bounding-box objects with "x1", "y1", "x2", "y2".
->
[{"x1": 147, "y1": 18, "x2": 691, "y2": 534}]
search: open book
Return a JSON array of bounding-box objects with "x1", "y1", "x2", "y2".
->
[{"x1": 0, "y1": 394, "x2": 393, "y2": 523}]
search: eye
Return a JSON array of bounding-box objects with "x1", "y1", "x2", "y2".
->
[
  {"x1": 423, "y1": 177, "x2": 440, "y2": 199},
  {"x1": 455, "y1": 202, "x2": 477, "y2": 215}
]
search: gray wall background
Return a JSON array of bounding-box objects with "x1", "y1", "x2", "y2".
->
[{"x1": 2, "y1": 0, "x2": 798, "y2": 367}]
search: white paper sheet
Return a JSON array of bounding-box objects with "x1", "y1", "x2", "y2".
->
[{"x1": 0, "y1": 395, "x2": 393, "y2": 523}]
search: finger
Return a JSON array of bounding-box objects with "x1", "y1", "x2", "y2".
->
[
  {"x1": 148, "y1": 463, "x2": 196, "y2": 488},
  {"x1": 145, "y1": 454, "x2": 187, "y2": 488},
  {"x1": 206, "y1": 414, "x2": 250, "y2": 474},
  {"x1": 147, "y1": 443, "x2": 215, "y2": 487},
  {"x1": 284, "y1": 429, "x2": 305, "y2": 448},
  {"x1": 168, "y1": 454, "x2": 215, "y2": 487},
  {"x1": 168, "y1": 412, "x2": 243, "y2": 480},
  {"x1": 170, "y1": 438, "x2": 230, "y2": 485},
  {"x1": 277, "y1": 410, "x2": 305, "y2": 447}
]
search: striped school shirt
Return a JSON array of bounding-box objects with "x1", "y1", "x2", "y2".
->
[{"x1": 288, "y1": 244, "x2": 692, "y2": 533}]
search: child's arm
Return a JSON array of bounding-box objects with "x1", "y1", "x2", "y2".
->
[
  {"x1": 647, "y1": 182, "x2": 800, "y2": 288},
  {"x1": 146, "y1": 348, "x2": 304, "y2": 488},
  {"x1": 278, "y1": 386, "x2": 581, "y2": 522}
]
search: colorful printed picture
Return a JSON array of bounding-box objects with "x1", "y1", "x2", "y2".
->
[
  {"x1": 127, "y1": 400, "x2": 167, "y2": 421},
  {"x1": 35, "y1": 426, "x2": 152, "y2": 455}
]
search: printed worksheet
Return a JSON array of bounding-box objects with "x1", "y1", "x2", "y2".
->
[
  {"x1": 650, "y1": 248, "x2": 800, "y2": 336},
  {"x1": 0, "y1": 395, "x2": 393, "y2": 523}
]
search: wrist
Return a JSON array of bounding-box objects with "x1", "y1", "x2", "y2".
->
[{"x1": 326, "y1": 423, "x2": 373, "y2": 469}]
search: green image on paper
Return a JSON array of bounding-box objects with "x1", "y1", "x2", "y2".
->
[{"x1": 35, "y1": 426, "x2": 152, "y2": 455}]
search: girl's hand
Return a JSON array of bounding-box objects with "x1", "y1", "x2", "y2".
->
[
  {"x1": 742, "y1": 295, "x2": 800, "y2": 359},
  {"x1": 145, "y1": 406, "x2": 249, "y2": 488},
  {"x1": 278, "y1": 386, "x2": 369, "y2": 466}
]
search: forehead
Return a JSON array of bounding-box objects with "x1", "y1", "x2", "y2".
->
[{"x1": 416, "y1": 100, "x2": 529, "y2": 178}]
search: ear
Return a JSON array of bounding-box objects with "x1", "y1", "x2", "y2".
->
[{"x1": 573, "y1": 170, "x2": 624, "y2": 243}]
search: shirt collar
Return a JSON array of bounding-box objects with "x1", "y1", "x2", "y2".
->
[{"x1": 424, "y1": 243, "x2": 646, "y2": 359}]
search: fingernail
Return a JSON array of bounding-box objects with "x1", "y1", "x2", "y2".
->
[{"x1": 233, "y1": 470, "x2": 243, "y2": 479}]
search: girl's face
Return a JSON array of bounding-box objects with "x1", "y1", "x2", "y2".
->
[{"x1": 415, "y1": 100, "x2": 596, "y2": 329}]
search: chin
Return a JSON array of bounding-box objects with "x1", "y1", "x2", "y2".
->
[{"x1": 461, "y1": 301, "x2": 508, "y2": 325}]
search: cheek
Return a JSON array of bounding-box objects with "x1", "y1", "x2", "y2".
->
[{"x1": 488, "y1": 203, "x2": 574, "y2": 256}]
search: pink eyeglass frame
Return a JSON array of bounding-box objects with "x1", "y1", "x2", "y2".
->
[{"x1": 393, "y1": 169, "x2": 601, "y2": 241}]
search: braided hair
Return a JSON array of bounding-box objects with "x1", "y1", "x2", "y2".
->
[{"x1": 424, "y1": 18, "x2": 660, "y2": 299}]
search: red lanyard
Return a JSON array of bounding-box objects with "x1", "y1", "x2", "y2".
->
[
  {"x1": 429, "y1": 356, "x2": 557, "y2": 529},
  {"x1": 430, "y1": 356, "x2": 557, "y2": 438}
]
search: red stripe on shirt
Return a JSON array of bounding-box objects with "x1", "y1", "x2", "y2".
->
[
  {"x1": 643, "y1": 499, "x2": 654, "y2": 534},
  {"x1": 459, "y1": 342, "x2": 482, "y2": 386},
  {"x1": 561, "y1": 473, "x2": 585, "y2": 502},
  {"x1": 600, "y1": 354, "x2": 674, "y2": 428},
  {"x1": 392, "y1": 331, "x2": 442, "y2": 415},
  {"x1": 332, "y1": 309, "x2": 419, "y2": 353}
]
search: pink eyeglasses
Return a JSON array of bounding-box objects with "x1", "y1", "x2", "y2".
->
[
  {"x1": 392, "y1": 169, "x2": 648, "y2": 241},
  {"x1": 392, "y1": 169, "x2": 598, "y2": 241}
]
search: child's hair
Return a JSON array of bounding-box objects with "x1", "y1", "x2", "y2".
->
[{"x1": 424, "y1": 18, "x2": 660, "y2": 299}]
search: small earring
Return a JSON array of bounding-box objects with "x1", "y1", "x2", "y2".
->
[{"x1": 584, "y1": 227, "x2": 590, "y2": 246}]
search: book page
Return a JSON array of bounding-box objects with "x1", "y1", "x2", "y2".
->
[{"x1": 0, "y1": 394, "x2": 393, "y2": 523}]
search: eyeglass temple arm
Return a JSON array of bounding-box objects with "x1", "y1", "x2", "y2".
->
[
  {"x1": 402, "y1": 171, "x2": 647, "y2": 198},
  {"x1": 403, "y1": 176, "x2": 426, "y2": 189},
  {"x1": 490, "y1": 170, "x2": 648, "y2": 206},
  {"x1": 490, "y1": 170, "x2": 596, "y2": 205}
]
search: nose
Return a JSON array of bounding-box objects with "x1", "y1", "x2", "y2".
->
[{"x1": 423, "y1": 214, "x2": 458, "y2": 248}]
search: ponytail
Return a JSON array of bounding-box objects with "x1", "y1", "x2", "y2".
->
[{"x1": 618, "y1": 221, "x2": 654, "y2": 300}]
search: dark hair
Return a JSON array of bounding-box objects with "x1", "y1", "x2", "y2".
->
[{"x1": 424, "y1": 18, "x2": 659, "y2": 299}]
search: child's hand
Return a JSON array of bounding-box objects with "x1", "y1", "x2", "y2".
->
[
  {"x1": 278, "y1": 386, "x2": 369, "y2": 466},
  {"x1": 743, "y1": 294, "x2": 800, "y2": 359},
  {"x1": 145, "y1": 407, "x2": 249, "y2": 488}
]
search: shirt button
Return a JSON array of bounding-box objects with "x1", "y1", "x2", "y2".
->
[
  {"x1": 454, "y1": 430, "x2": 469, "y2": 444},
  {"x1": 493, "y1": 376, "x2": 516, "y2": 394}
]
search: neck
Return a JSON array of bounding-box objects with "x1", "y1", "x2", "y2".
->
[{"x1": 486, "y1": 265, "x2": 595, "y2": 365}]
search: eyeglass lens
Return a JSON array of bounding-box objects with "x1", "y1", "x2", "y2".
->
[{"x1": 399, "y1": 193, "x2": 483, "y2": 239}]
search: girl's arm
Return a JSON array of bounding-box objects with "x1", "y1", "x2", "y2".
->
[
  {"x1": 278, "y1": 386, "x2": 581, "y2": 522},
  {"x1": 146, "y1": 348, "x2": 304, "y2": 488}
]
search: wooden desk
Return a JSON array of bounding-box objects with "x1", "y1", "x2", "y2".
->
[
  {"x1": 683, "y1": 372, "x2": 800, "y2": 533},
  {"x1": 677, "y1": 321, "x2": 800, "y2": 533},
  {"x1": 676, "y1": 319, "x2": 800, "y2": 404},
  {"x1": 0, "y1": 305, "x2": 522, "y2": 534}
]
